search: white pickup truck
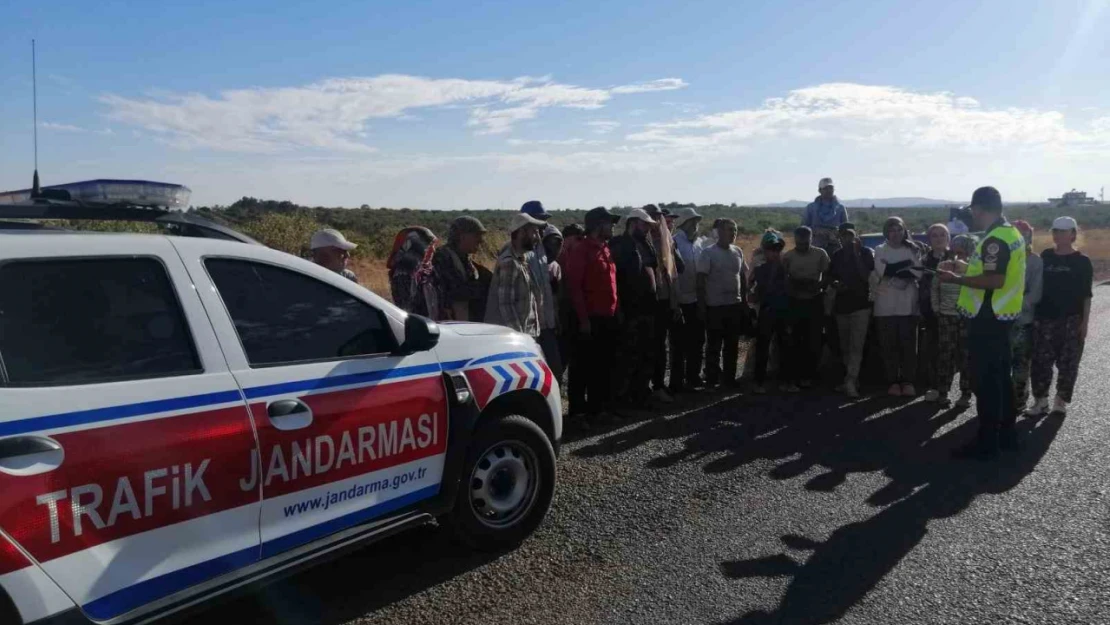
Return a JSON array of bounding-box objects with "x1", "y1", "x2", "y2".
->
[{"x1": 0, "y1": 188, "x2": 561, "y2": 625}]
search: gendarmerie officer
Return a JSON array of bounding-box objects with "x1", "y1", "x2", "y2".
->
[{"x1": 937, "y1": 186, "x2": 1026, "y2": 460}]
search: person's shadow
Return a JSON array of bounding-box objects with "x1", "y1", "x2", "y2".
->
[{"x1": 718, "y1": 415, "x2": 1063, "y2": 625}]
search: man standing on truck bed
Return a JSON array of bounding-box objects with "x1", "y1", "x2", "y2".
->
[
  {"x1": 938, "y1": 186, "x2": 1026, "y2": 460},
  {"x1": 803, "y1": 177, "x2": 849, "y2": 255}
]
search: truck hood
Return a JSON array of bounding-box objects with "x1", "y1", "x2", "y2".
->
[
  {"x1": 434, "y1": 322, "x2": 543, "y2": 366},
  {"x1": 439, "y1": 321, "x2": 520, "y2": 337}
]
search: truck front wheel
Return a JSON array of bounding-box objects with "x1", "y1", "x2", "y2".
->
[{"x1": 446, "y1": 415, "x2": 556, "y2": 550}]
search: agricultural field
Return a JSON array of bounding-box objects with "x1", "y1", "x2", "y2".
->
[{"x1": 47, "y1": 196, "x2": 1110, "y2": 298}]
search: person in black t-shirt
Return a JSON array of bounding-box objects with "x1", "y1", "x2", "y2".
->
[
  {"x1": 609, "y1": 208, "x2": 659, "y2": 410},
  {"x1": 750, "y1": 230, "x2": 790, "y2": 393},
  {"x1": 1027, "y1": 216, "x2": 1094, "y2": 417},
  {"x1": 828, "y1": 223, "x2": 875, "y2": 397}
]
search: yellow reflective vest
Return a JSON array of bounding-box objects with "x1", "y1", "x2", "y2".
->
[{"x1": 957, "y1": 221, "x2": 1026, "y2": 321}]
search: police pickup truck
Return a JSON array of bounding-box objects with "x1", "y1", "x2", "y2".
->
[{"x1": 0, "y1": 181, "x2": 562, "y2": 625}]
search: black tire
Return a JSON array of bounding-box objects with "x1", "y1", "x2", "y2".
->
[
  {"x1": 0, "y1": 588, "x2": 20, "y2": 625},
  {"x1": 445, "y1": 415, "x2": 556, "y2": 550}
]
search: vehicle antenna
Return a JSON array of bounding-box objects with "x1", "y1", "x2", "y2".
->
[{"x1": 32, "y1": 39, "x2": 40, "y2": 196}]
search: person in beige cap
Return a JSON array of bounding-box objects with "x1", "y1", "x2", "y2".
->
[
  {"x1": 1028, "y1": 216, "x2": 1093, "y2": 418},
  {"x1": 671, "y1": 206, "x2": 706, "y2": 391},
  {"x1": 485, "y1": 212, "x2": 546, "y2": 338},
  {"x1": 608, "y1": 207, "x2": 659, "y2": 410},
  {"x1": 310, "y1": 228, "x2": 359, "y2": 283}
]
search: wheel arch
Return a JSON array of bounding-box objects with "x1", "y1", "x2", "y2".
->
[{"x1": 479, "y1": 389, "x2": 556, "y2": 450}]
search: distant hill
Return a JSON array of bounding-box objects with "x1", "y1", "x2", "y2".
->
[{"x1": 763, "y1": 197, "x2": 959, "y2": 209}]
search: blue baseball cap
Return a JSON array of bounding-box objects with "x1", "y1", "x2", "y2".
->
[{"x1": 520, "y1": 200, "x2": 551, "y2": 220}]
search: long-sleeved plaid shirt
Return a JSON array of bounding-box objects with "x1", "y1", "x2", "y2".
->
[{"x1": 485, "y1": 245, "x2": 541, "y2": 336}]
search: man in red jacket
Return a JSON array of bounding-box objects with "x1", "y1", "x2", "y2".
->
[{"x1": 564, "y1": 206, "x2": 621, "y2": 423}]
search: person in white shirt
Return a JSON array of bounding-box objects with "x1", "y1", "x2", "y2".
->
[
  {"x1": 871, "y1": 216, "x2": 923, "y2": 397},
  {"x1": 671, "y1": 207, "x2": 706, "y2": 391},
  {"x1": 696, "y1": 218, "x2": 749, "y2": 388}
]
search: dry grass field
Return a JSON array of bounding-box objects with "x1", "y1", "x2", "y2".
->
[{"x1": 352, "y1": 230, "x2": 1110, "y2": 300}]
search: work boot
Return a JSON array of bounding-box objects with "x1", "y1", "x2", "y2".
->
[
  {"x1": 652, "y1": 389, "x2": 675, "y2": 404},
  {"x1": 845, "y1": 380, "x2": 860, "y2": 398},
  {"x1": 1026, "y1": 397, "x2": 1049, "y2": 417}
]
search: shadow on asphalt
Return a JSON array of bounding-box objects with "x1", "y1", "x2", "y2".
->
[
  {"x1": 181, "y1": 524, "x2": 506, "y2": 625},
  {"x1": 571, "y1": 383, "x2": 1062, "y2": 625},
  {"x1": 717, "y1": 414, "x2": 1063, "y2": 625}
]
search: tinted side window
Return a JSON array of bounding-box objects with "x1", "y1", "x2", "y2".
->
[
  {"x1": 205, "y1": 259, "x2": 396, "y2": 366},
  {"x1": 0, "y1": 258, "x2": 201, "y2": 386}
]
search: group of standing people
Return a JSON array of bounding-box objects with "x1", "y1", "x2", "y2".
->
[{"x1": 307, "y1": 180, "x2": 1094, "y2": 457}]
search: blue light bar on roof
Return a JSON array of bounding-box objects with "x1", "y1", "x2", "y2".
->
[{"x1": 0, "y1": 179, "x2": 192, "y2": 209}]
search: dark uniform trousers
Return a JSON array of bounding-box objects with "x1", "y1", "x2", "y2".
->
[
  {"x1": 569, "y1": 315, "x2": 620, "y2": 415},
  {"x1": 671, "y1": 303, "x2": 705, "y2": 390},
  {"x1": 969, "y1": 317, "x2": 1016, "y2": 444},
  {"x1": 705, "y1": 304, "x2": 747, "y2": 385},
  {"x1": 614, "y1": 312, "x2": 656, "y2": 404}
]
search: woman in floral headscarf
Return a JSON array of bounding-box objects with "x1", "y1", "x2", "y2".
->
[{"x1": 387, "y1": 226, "x2": 438, "y2": 316}]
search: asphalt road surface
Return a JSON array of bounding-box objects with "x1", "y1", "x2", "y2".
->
[{"x1": 185, "y1": 286, "x2": 1110, "y2": 625}]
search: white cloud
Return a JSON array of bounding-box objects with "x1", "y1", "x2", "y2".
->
[
  {"x1": 506, "y1": 138, "x2": 606, "y2": 146},
  {"x1": 41, "y1": 121, "x2": 113, "y2": 135},
  {"x1": 610, "y1": 78, "x2": 688, "y2": 94},
  {"x1": 102, "y1": 74, "x2": 681, "y2": 151},
  {"x1": 629, "y1": 83, "x2": 1110, "y2": 153},
  {"x1": 586, "y1": 120, "x2": 621, "y2": 134},
  {"x1": 468, "y1": 106, "x2": 540, "y2": 135}
]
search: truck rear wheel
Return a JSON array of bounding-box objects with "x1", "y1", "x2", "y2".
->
[{"x1": 446, "y1": 415, "x2": 556, "y2": 550}]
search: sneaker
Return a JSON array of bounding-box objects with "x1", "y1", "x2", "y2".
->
[
  {"x1": 888, "y1": 384, "x2": 902, "y2": 397},
  {"x1": 652, "y1": 389, "x2": 675, "y2": 404},
  {"x1": 901, "y1": 384, "x2": 916, "y2": 397},
  {"x1": 781, "y1": 383, "x2": 800, "y2": 393},
  {"x1": 799, "y1": 380, "x2": 814, "y2": 389},
  {"x1": 845, "y1": 381, "x2": 860, "y2": 398},
  {"x1": 1051, "y1": 396, "x2": 1068, "y2": 416},
  {"x1": 924, "y1": 389, "x2": 940, "y2": 402},
  {"x1": 1025, "y1": 397, "x2": 1049, "y2": 417},
  {"x1": 956, "y1": 391, "x2": 973, "y2": 408},
  {"x1": 752, "y1": 384, "x2": 767, "y2": 395}
]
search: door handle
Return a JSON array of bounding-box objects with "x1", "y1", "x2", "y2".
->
[
  {"x1": 267, "y1": 399, "x2": 314, "y2": 431},
  {"x1": 0, "y1": 436, "x2": 65, "y2": 476}
]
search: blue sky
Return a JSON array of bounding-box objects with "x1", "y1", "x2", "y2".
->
[{"x1": 2, "y1": 0, "x2": 1108, "y2": 208}]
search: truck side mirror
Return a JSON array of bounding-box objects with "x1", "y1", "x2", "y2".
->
[{"x1": 396, "y1": 314, "x2": 440, "y2": 354}]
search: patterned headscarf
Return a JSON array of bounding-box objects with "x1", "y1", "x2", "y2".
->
[
  {"x1": 950, "y1": 234, "x2": 977, "y2": 257},
  {"x1": 386, "y1": 227, "x2": 437, "y2": 271}
]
